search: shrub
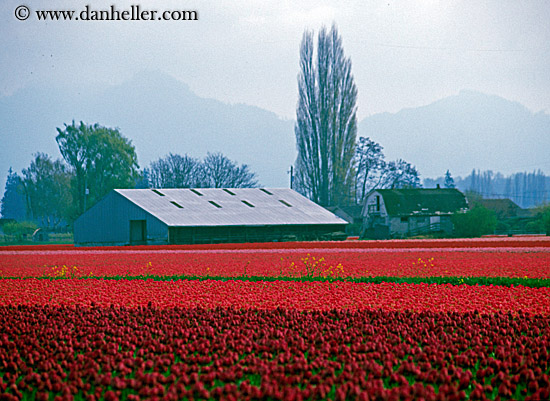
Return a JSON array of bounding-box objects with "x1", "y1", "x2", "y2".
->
[
  {"x1": 536, "y1": 205, "x2": 550, "y2": 235},
  {"x1": 525, "y1": 220, "x2": 544, "y2": 234},
  {"x1": 2, "y1": 221, "x2": 38, "y2": 241},
  {"x1": 495, "y1": 220, "x2": 510, "y2": 234},
  {"x1": 452, "y1": 206, "x2": 497, "y2": 238}
]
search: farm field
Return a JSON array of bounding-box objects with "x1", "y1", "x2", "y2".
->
[
  {"x1": 1, "y1": 237, "x2": 550, "y2": 400},
  {"x1": 1, "y1": 237, "x2": 550, "y2": 279}
]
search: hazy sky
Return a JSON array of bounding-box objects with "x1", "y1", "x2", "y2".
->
[{"x1": 1, "y1": 0, "x2": 549, "y2": 120}]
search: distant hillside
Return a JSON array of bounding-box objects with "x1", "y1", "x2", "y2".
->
[
  {"x1": 358, "y1": 90, "x2": 550, "y2": 180},
  {"x1": 0, "y1": 71, "x2": 295, "y2": 194},
  {"x1": 2, "y1": 80, "x2": 548, "y2": 207}
]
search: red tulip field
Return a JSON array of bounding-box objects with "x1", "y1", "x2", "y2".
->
[{"x1": 1, "y1": 238, "x2": 550, "y2": 400}]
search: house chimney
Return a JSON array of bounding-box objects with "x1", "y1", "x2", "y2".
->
[{"x1": 436, "y1": 184, "x2": 440, "y2": 189}]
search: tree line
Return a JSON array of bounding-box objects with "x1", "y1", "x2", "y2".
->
[
  {"x1": 425, "y1": 169, "x2": 550, "y2": 209},
  {"x1": 1, "y1": 122, "x2": 258, "y2": 229}
]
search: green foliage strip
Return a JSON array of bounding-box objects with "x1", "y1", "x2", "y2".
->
[{"x1": 5, "y1": 274, "x2": 550, "y2": 288}]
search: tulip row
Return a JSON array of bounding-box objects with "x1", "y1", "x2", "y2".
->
[
  {"x1": 1, "y1": 306, "x2": 549, "y2": 401},
  {"x1": 1, "y1": 247, "x2": 549, "y2": 279},
  {"x1": 2, "y1": 278, "x2": 550, "y2": 315},
  {"x1": 3, "y1": 236, "x2": 549, "y2": 252}
]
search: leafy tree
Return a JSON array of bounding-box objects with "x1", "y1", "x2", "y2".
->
[
  {"x1": 452, "y1": 205, "x2": 497, "y2": 237},
  {"x1": 199, "y1": 152, "x2": 258, "y2": 188},
  {"x1": 533, "y1": 204, "x2": 550, "y2": 235},
  {"x1": 149, "y1": 153, "x2": 201, "y2": 188},
  {"x1": 543, "y1": 210, "x2": 550, "y2": 236},
  {"x1": 1, "y1": 168, "x2": 26, "y2": 221},
  {"x1": 444, "y1": 170, "x2": 455, "y2": 188},
  {"x1": 56, "y1": 121, "x2": 139, "y2": 217},
  {"x1": 20, "y1": 153, "x2": 72, "y2": 229},
  {"x1": 294, "y1": 24, "x2": 358, "y2": 207}
]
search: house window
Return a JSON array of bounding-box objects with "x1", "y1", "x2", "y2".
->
[
  {"x1": 241, "y1": 200, "x2": 255, "y2": 208},
  {"x1": 400, "y1": 217, "x2": 409, "y2": 223},
  {"x1": 223, "y1": 189, "x2": 236, "y2": 196},
  {"x1": 376, "y1": 195, "x2": 380, "y2": 212},
  {"x1": 208, "y1": 201, "x2": 222, "y2": 208}
]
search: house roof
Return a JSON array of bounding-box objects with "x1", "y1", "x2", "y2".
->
[
  {"x1": 474, "y1": 198, "x2": 521, "y2": 218},
  {"x1": 326, "y1": 205, "x2": 364, "y2": 222},
  {"x1": 336, "y1": 205, "x2": 364, "y2": 218},
  {"x1": 374, "y1": 188, "x2": 468, "y2": 216},
  {"x1": 115, "y1": 188, "x2": 347, "y2": 227}
]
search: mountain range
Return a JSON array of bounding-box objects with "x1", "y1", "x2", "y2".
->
[
  {"x1": 359, "y1": 89, "x2": 550, "y2": 180},
  {"x1": 0, "y1": 71, "x2": 295, "y2": 193},
  {"x1": 1, "y1": 71, "x2": 549, "y2": 199}
]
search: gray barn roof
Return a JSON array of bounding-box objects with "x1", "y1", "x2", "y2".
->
[{"x1": 114, "y1": 188, "x2": 347, "y2": 227}]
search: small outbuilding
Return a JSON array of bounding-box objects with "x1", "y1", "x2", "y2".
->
[
  {"x1": 361, "y1": 188, "x2": 468, "y2": 239},
  {"x1": 326, "y1": 205, "x2": 364, "y2": 235},
  {"x1": 473, "y1": 198, "x2": 532, "y2": 219},
  {"x1": 74, "y1": 188, "x2": 348, "y2": 246}
]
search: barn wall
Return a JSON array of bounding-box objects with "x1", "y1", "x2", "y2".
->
[
  {"x1": 74, "y1": 192, "x2": 168, "y2": 246},
  {"x1": 168, "y1": 224, "x2": 347, "y2": 244}
]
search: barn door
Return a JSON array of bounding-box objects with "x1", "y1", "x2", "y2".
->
[{"x1": 130, "y1": 220, "x2": 146, "y2": 244}]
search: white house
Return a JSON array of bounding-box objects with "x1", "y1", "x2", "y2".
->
[{"x1": 361, "y1": 188, "x2": 468, "y2": 239}]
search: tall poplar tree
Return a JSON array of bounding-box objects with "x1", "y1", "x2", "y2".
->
[{"x1": 294, "y1": 24, "x2": 358, "y2": 206}]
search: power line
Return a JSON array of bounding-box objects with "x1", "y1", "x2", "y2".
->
[{"x1": 371, "y1": 42, "x2": 528, "y2": 53}]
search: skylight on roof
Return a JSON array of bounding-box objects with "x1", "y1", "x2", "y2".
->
[
  {"x1": 190, "y1": 189, "x2": 203, "y2": 196},
  {"x1": 259, "y1": 188, "x2": 273, "y2": 195},
  {"x1": 241, "y1": 200, "x2": 255, "y2": 208},
  {"x1": 152, "y1": 189, "x2": 165, "y2": 197},
  {"x1": 223, "y1": 189, "x2": 236, "y2": 196},
  {"x1": 279, "y1": 200, "x2": 292, "y2": 207},
  {"x1": 170, "y1": 201, "x2": 183, "y2": 209},
  {"x1": 209, "y1": 200, "x2": 222, "y2": 208}
]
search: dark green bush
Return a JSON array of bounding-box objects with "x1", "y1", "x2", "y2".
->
[
  {"x1": 452, "y1": 206, "x2": 497, "y2": 237},
  {"x1": 2, "y1": 221, "x2": 38, "y2": 241}
]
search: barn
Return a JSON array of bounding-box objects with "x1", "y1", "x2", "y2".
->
[
  {"x1": 74, "y1": 188, "x2": 348, "y2": 246},
  {"x1": 361, "y1": 188, "x2": 468, "y2": 239}
]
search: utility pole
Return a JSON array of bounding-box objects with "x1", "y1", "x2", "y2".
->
[
  {"x1": 288, "y1": 165, "x2": 294, "y2": 189},
  {"x1": 84, "y1": 176, "x2": 89, "y2": 212}
]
